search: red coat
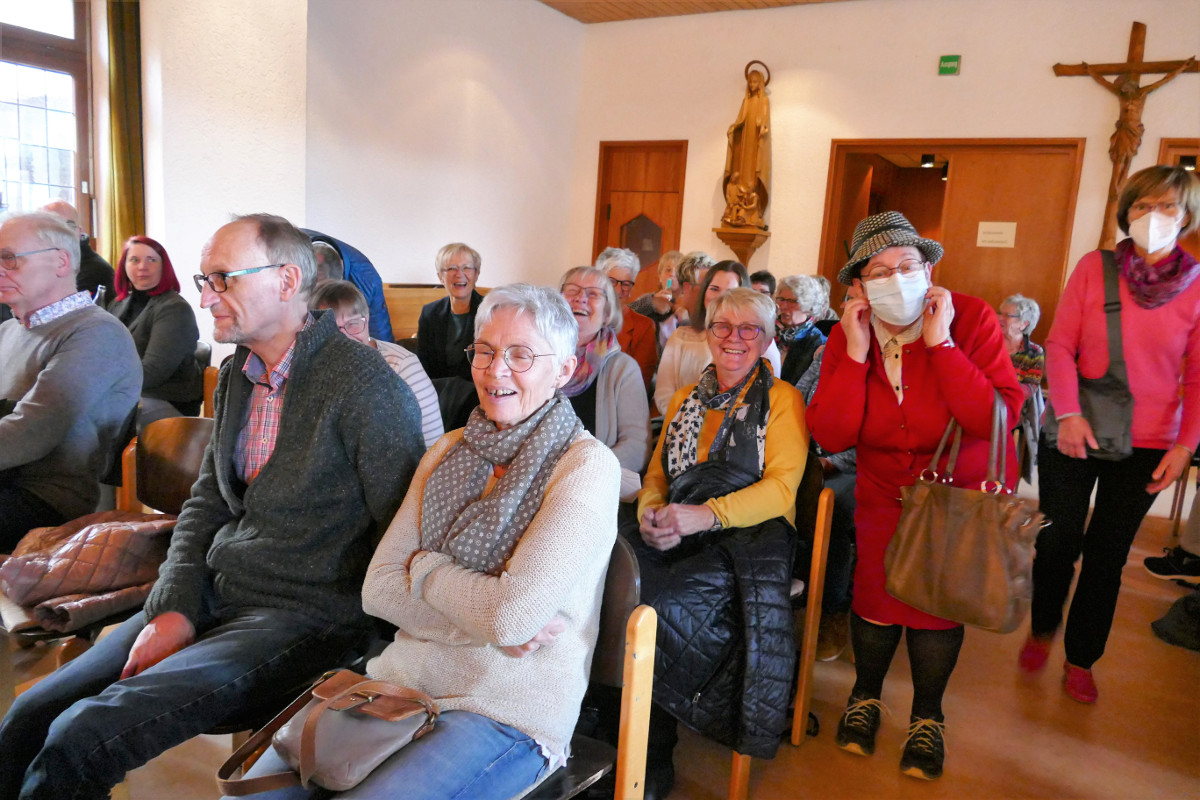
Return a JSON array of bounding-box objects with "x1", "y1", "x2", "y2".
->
[
  {"x1": 807, "y1": 292, "x2": 1022, "y2": 629},
  {"x1": 618, "y1": 307, "x2": 659, "y2": 389}
]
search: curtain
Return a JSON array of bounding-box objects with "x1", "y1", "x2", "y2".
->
[{"x1": 100, "y1": 0, "x2": 144, "y2": 266}]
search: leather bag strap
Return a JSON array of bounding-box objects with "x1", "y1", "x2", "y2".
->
[
  {"x1": 216, "y1": 676, "x2": 329, "y2": 796},
  {"x1": 1099, "y1": 249, "x2": 1129, "y2": 386}
]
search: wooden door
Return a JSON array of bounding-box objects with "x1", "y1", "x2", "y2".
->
[
  {"x1": 593, "y1": 141, "x2": 687, "y2": 298},
  {"x1": 1159, "y1": 138, "x2": 1200, "y2": 260},
  {"x1": 819, "y1": 140, "x2": 1084, "y2": 346}
]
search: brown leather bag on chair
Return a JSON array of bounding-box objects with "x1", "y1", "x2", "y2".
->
[{"x1": 884, "y1": 394, "x2": 1044, "y2": 633}]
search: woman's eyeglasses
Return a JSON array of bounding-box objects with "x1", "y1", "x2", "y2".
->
[
  {"x1": 862, "y1": 260, "x2": 926, "y2": 282},
  {"x1": 465, "y1": 344, "x2": 556, "y2": 373},
  {"x1": 337, "y1": 316, "x2": 368, "y2": 336},
  {"x1": 708, "y1": 322, "x2": 763, "y2": 341},
  {"x1": 561, "y1": 283, "x2": 606, "y2": 302},
  {"x1": 608, "y1": 277, "x2": 634, "y2": 291}
]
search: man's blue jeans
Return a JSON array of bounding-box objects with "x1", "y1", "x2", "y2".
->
[
  {"x1": 227, "y1": 710, "x2": 551, "y2": 800},
  {"x1": 0, "y1": 605, "x2": 368, "y2": 800}
]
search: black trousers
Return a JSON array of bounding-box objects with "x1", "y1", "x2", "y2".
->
[{"x1": 1031, "y1": 440, "x2": 1165, "y2": 669}]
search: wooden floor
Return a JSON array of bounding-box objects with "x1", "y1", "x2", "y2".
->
[{"x1": 9, "y1": 516, "x2": 1198, "y2": 800}]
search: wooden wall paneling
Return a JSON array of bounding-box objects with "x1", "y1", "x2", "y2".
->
[{"x1": 819, "y1": 150, "x2": 873, "y2": 312}]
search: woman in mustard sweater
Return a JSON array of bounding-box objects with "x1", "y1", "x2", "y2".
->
[{"x1": 632, "y1": 287, "x2": 807, "y2": 799}]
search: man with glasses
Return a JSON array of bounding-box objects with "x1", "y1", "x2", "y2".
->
[
  {"x1": 0, "y1": 214, "x2": 424, "y2": 799},
  {"x1": 0, "y1": 211, "x2": 140, "y2": 551},
  {"x1": 596, "y1": 247, "x2": 658, "y2": 389}
]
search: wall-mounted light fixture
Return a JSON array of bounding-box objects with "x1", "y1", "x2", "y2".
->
[
  {"x1": 941, "y1": 163, "x2": 949, "y2": 181},
  {"x1": 1180, "y1": 155, "x2": 1197, "y2": 171},
  {"x1": 920, "y1": 154, "x2": 936, "y2": 168}
]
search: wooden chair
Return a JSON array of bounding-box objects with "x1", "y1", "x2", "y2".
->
[
  {"x1": 202, "y1": 366, "x2": 220, "y2": 418},
  {"x1": 526, "y1": 536, "x2": 657, "y2": 800},
  {"x1": 728, "y1": 455, "x2": 835, "y2": 800},
  {"x1": 2, "y1": 418, "x2": 215, "y2": 715}
]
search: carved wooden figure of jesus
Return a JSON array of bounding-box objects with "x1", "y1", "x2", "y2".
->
[{"x1": 722, "y1": 61, "x2": 772, "y2": 230}]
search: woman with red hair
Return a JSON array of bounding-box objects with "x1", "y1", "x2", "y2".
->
[{"x1": 107, "y1": 236, "x2": 202, "y2": 425}]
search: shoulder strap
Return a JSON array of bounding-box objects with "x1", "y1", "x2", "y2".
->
[{"x1": 1099, "y1": 250, "x2": 1128, "y2": 385}]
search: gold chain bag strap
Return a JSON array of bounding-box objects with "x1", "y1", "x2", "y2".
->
[
  {"x1": 217, "y1": 669, "x2": 440, "y2": 795},
  {"x1": 883, "y1": 393, "x2": 1045, "y2": 633}
]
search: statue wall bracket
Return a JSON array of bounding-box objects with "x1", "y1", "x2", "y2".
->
[{"x1": 713, "y1": 226, "x2": 770, "y2": 267}]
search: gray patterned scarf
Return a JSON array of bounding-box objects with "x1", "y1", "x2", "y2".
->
[{"x1": 420, "y1": 390, "x2": 583, "y2": 575}]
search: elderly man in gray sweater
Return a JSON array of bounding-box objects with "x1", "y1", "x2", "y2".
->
[
  {"x1": 0, "y1": 214, "x2": 425, "y2": 800},
  {"x1": 0, "y1": 211, "x2": 141, "y2": 551}
]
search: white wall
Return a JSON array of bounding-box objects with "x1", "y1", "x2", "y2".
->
[
  {"x1": 567, "y1": 0, "x2": 1200, "y2": 276},
  {"x1": 141, "y1": 0, "x2": 308, "y2": 357},
  {"x1": 304, "y1": 0, "x2": 584, "y2": 287}
]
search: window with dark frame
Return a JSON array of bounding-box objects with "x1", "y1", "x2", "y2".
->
[{"x1": 0, "y1": 0, "x2": 92, "y2": 234}]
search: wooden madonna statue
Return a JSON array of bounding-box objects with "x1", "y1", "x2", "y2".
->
[{"x1": 715, "y1": 61, "x2": 772, "y2": 266}]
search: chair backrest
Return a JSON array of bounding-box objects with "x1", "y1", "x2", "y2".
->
[
  {"x1": 195, "y1": 341, "x2": 213, "y2": 370},
  {"x1": 202, "y1": 366, "x2": 219, "y2": 418},
  {"x1": 795, "y1": 453, "x2": 825, "y2": 540},
  {"x1": 591, "y1": 535, "x2": 641, "y2": 688},
  {"x1": 136, "y1": 417, "x2": 214, "y2": 515}
]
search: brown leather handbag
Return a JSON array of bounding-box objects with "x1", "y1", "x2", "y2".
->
[
  {"x1": 217, "y1": 669, "x2": 439, "y2": 795},
  {"x1": 884, "y1": 394, "x2": 1044, "y2": 633}
]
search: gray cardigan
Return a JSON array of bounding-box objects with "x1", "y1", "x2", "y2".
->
[
  {"x1": 107, "y1": 291, "x2": 203, "y2": 405},
  {"x1": 592, "y1": 350, "x2": 652, "y2": 475},
  {"x1": 143, "y1": 310, "x2": 425, "y2": 628},
  {"x1": 0, "y1": 305, "x2": 141, "y2": 519}
]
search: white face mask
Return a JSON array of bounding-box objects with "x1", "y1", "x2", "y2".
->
[
  {"x1": 1128, "y1": 210, "x2": 1183, "y2": 254},
  {"x1": 865, "y1": 270, "x2": 929, "y2": 327}
]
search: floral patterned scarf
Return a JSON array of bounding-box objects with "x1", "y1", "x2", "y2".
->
[{"x1": 561, "y1": 327, "x2": 619, "y2": 397}]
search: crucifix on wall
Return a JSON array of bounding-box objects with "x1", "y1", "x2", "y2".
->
[{"x1": 1054, "y1": 21, "x2": 1197, "y2": 249}]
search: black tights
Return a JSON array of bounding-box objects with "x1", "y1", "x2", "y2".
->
[{"x1": 849, "y1": 613, "x2": 965, "y2": 721}]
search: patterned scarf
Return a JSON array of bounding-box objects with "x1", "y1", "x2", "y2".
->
[
  {"x1": 662, "y1": 360, "x2": 772, "y2": 481},
  {"x1": 420, "y1": 391, "x2": 583, "y2": 576},
  {"x1": 1116, "y1": 238, "x2": 1200, "y2": 310},
  {"x1": 561, "y1": 327, "x2": 619, "y2": 397},
  {"x1": 775, "y1": 318, "x2": 813, "y2": 356}
]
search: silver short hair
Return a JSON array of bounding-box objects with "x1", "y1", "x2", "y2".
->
[
  {"x1": 559, "y1": 266, "x2": 623, "y2": 332},
  {"x1": 475, "y1": 283, "x2": 578, "y2": 367},
  {"x1": 777, "y1": 275, "x2": 826, "y2": 317},
  {"x1": 233, "y1": 213, "x2": 318, "y2": 298},
  {"x1": 594, "y1": 247, "x2": 639, "y2": 275},
  {"x1": 4, "y1": 211, "x2": 80, "y2": 274},
  {"x1": 1002, "y1": 293, "x2": 1041, "y2": 334},
  {"x1": 706, "y1": 286, "x2": 776, "y2": 332}
]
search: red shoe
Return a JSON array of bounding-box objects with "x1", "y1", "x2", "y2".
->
[
  {"x1": 1018, "y1": 634, "x2": 1052, "y2": 673},
  {"x1": 1063, "y1": 663, "x2": 1098, "y2": 704}
]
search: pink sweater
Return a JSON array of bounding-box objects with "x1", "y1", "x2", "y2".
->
[{"x1": 1045, "y1": 248, "x2": 1200, "y2": 451}]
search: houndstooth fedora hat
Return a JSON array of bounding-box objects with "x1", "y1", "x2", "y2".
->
[{"x1": 837, "y1": 211, "x2": 944, "y2": 285}]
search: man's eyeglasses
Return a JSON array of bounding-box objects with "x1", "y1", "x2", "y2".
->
[
  {"x1": 862, "y1": 259, "x2": 927, "y2": 283},
  {"x1": 561, "y1": 283, "x2": 606, "y2": 302},
  {"x1": 608, "y1": 277, "x2": 634, "y2": 291},
  {"x1": 466, "y1": 344, "x2": 555, "y2": 373},
  {"x1": 338, "y1": 316, "x2": 368, "y2": 336},
  {"x1": 708, "y1": 322, "x2": 763, "y2": 341},
  {"x1": 0, "y1": 247, "x2": 62, "y2": 271},
  {"x1": 193, "y1": 264, "x2": 284, "y2": 293}
]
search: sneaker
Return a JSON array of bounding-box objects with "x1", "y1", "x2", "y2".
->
[
  {"x1": 835, "y1": 694, "x2": 888, "y2": 756},
  {"x1": 816, "y1": 611, "x2": 850, "y2": 661},
  {"x1": 900, "y1": 716, "x2": 946, "y2": 780},
  {"x1": 1144, "y1": 547, "x2": 1200, "y2": 582},
  {"x1": 1018, "y1": 633, "x2": 1053, "y2": 673},
  {"x1": 1063, "y1": 662, "x2": 1098, "y2": 704}
]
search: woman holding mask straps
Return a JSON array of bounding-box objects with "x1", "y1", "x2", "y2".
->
[
  {"x1": 807, "y1": 212, "x2": 1021, "y2": 781},
  {"x1": 1022, "y1": 166, "x2": 1200, "y2": 704}
]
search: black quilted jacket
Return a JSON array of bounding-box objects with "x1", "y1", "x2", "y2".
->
[{"x1": 631, "y1": 516, "x2": 797, "y2": 759}]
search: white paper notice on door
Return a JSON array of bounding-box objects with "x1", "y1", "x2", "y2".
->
[{"x1": 977, "y1": 222, "x2": 1017, "y2": 248}]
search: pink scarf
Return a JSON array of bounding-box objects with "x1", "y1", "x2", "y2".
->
[
  {"x1": 1116, "y1": 238, "x2": 1200, "y2": 310},
  {"x1": 562, "y1": 327, "x2": 619, "y2": 397}
]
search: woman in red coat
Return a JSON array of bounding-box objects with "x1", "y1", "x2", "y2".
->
[{"x1": 807, "y1": 212, "x2": 1022, "y2": 781}]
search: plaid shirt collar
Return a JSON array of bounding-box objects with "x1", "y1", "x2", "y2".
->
[
  {"x1": 26, "y1": 291, "x2": 94, "y2": 329},
  {"x1": 241, "y1": 313, "x2": 314, "y2": 389}
]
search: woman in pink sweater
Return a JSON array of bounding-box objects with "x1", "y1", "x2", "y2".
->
[{"x1": 1022, "y1": 166, "x2": 1200, "y2": 704}]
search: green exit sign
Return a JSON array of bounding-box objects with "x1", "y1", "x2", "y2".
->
[{"x1": 939, "y1": 55, "x2": 961, "y2": 75}]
